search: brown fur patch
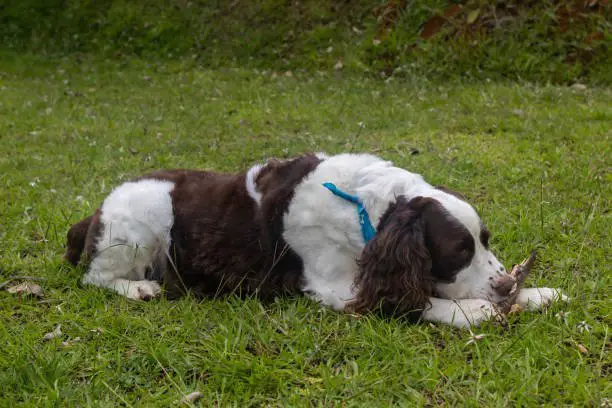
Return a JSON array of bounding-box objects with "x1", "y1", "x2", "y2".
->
[
  {"x1": 64, "y1": 215, "x2": 93, "y2": 266},
  {"x1": 131, "y1": 154, "x2": 321, "y2": 299}
]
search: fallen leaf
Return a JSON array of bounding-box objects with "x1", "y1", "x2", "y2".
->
[
  {"x1": 61, "y1": 337, "x2": 82, "y2": 347},
  {"x1": 467, "y1": 9, "x2": 480, "y2": 24},
  {"x1": 43, "y1": 325, "x2": 62, "y2": 341},
  {"x1": 584, "y1": 31, "x2": 604, "y2": 45},
  {"x1": 180, "y1": 391, "x2": 203, "y2": 404},
  {"x1": 420, "y1": 4, "x2": 462, "y2": 39},
  {"x1": 576, "y1": 344, "x2": 588, "y2": 354},
  {"x1": 7, "y1": 281, "x2": 43, "y2": 298},
  {"x1": 571, "y1": 83, "x2": 587, "y2": 91}
]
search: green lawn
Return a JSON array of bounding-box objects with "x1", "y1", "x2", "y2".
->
[{"x1": 0, "y1": 53, "x2": 610, "y2": 406}]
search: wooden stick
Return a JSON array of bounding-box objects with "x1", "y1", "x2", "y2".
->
[{"x1": 498, "y1": 251, "x2": 537, "y2": 314}]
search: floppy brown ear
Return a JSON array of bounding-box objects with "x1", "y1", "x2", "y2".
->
[
  {"x1": 65, "y1": 214, "x2": 95, "y2": 266},
  {"x1": 348, "y1": 196, "x2": 434, "y2": 317}
]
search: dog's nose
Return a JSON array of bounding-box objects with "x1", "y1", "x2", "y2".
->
[{"x1": 493, "y1": 275, "x2": 516, "y2": 297}]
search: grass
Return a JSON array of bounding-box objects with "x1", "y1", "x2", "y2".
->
[
  {"x1": 2, "y1": 0, "x2": 610, "y2": 84},
  {"x1": 0, "y1": 52, "x2": 610, "y2": 406}
]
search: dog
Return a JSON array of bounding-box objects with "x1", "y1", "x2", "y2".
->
[{"x1": 65, "y1": 153, "x2": 566, "y2": 327}]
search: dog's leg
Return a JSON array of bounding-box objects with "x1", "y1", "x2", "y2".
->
[
  {"x1": 421, "y1": 297, "x2": 503, "y2": 328},
  {"x1": 82, "y1": 247, "x2": 161, "y2": 300},
  {"x1": 514, "y1": 288, "x2": 569, "y2": 311},
  {"x1": 79, "y1": 179, "x2": 174, "y2": 300},
  {"x1": 299, "y1": 253, "x2": 356, "y2": 311}
]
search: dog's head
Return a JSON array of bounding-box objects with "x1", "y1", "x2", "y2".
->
[{"x1": 350, "y1": 187, "x2": 511, "y2": 316}]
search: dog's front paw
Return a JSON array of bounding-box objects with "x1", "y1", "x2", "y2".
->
[
  {"x1": 453, "y1": 299, "x2": 503, "y2": 328},
  {"x1": 515, "y1": 287, "x2": 568, "y2": 311},
  {"x1": 125, "y1": 280, "x2": 162, "y2": 301}
]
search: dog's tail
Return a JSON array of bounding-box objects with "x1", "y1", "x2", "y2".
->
[{"x1": 65, "y1": 215, "x2": 94, "y2": 266}]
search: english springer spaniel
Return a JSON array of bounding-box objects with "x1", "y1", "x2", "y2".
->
[{"x1": 65, "y1": 153, "x2": 566, "y2": 328}]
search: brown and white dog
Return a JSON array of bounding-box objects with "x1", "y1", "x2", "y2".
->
[{"x1": 66, "y1": 153, "x2": 566, "y2": 328}]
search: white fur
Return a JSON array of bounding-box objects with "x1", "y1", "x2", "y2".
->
[
  {"x1": 245, "y1": 164, "x2": 263, "y2": 205},
  {"x1": 421, "y1": 298, "x2": 501, "y2": 328},
  {"x1": 82, "y1": 179, "x2": 174, "y2": 300},
  {"x1": 515, "y1": 288, "x2": 569, "y2": 311},
  {"x1": 283, "y1": 153, "x2": 567, "y2": 327}
]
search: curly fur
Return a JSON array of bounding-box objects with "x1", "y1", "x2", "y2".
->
[{"x1": 349, "y1": 196, "x2": 434, "y2": 316}]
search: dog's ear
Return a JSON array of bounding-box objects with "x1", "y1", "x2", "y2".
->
[
  {"x1": 348, "y1": 196, "x2": 434, "y2": 317},
  {"x1": 65, "y1": 215, "x2": 94, "y2": 266}
]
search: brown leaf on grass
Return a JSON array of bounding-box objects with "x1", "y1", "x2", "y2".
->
[
  {"x1": 576, "y1": 344, "x2": 589, "y2": 354},
  {"x1": 374, "y1": 0, "x2": 408, "y2": 32},
  {"x1": 584, "y1": 31, "x2": 604, "y2": 45},
  {"x1": 7, "y1": 281, "x2": 43, "y2": 298},
  {"x1": 420, "y1": 4, "x2": 462, "y2": 39}
]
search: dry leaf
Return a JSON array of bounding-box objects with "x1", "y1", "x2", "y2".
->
[
  {"x1": 576, "y1": 344, "x2": 588, "y2": 354},
  {"x1": 467, "y1": 9, "x2": 480, "y2": 24},
  {"x1": 43, "y1": 325, "x2": 62, "y2": 341},
  {"x1": 420, "y1": 4, "x2": 462, "y2": 39},
  {"x1": 7, "y1": 281, "x2": 43, "y2": 298},
  {"x1": 180, "y1": 391, "x2": 203, "y2": 404},
  {"x1": 61, "y1": 337, "x2": 82, "y2": 347}
]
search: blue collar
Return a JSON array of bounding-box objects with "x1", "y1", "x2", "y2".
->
[{"x1": 322, "y1": 182, "x2": 376, "y2": 243}]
